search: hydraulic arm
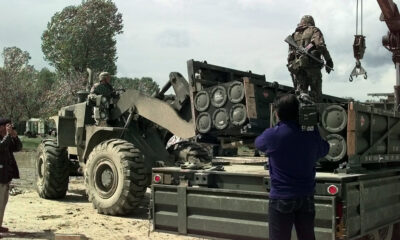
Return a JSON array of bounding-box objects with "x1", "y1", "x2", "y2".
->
[{"x1": 378, "y1": 0, "x2": 400, "y2": 110}]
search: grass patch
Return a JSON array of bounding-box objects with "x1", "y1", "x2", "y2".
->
[{"x1": 19, "y1": 136, "x2": 42, "y2": 152}]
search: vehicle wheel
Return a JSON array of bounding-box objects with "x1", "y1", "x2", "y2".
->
[
  {"x1": 361, "y1": 224, "x2": 394, "y2": 240},
  {"x1": 85, "y1": 139, "x2": 147, "y2": 215},
  {"x1": 391, "y1": 223, "x2": 400, "y2": 240},
  {"x1": 169, "y1": 141, "x2": 212, "y2": 166},
  {"x1": 36, "y1": 139, "x2": 69, "y2": 199}
]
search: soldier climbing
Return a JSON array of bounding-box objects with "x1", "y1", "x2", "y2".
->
[{"x1": 286, "y1": 15, "x2": 334, "y2": 102}]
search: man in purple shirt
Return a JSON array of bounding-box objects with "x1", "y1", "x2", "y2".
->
[{"x1": 255, "y1": 94, "x2": 329, "y2": 240}]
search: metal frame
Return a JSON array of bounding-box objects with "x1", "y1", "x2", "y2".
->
[
  {"x1": 344, "y1": 175, "x2": 400, "y2": 239},
  {"x1": 345, "y1": 101, "x2": 400, "y2": 170},
  {"x1": 152, "y1": 184, "x2": 336, "y2": 240}
]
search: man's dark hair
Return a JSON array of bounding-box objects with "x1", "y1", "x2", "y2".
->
[
  {"x1": 274, "y1": 94, "x2": 299, "y2": 121},
  {"x1": 0, "y1": 118, "x2": 11, "y2": 126}
]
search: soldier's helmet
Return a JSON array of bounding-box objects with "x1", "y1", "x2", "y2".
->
[
  {"x1": 99, "y1": 72, "x2": 110, "y2": 82},
  {"x1": 300, "y1": 15, "x2": 315, "y2": 26}
]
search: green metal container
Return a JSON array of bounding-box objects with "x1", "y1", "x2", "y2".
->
[{"x1": 321, "y1": 105, "x2": 347, "y2": 133}]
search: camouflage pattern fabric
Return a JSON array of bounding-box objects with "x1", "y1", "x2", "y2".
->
[
  {"x1": 300, "y1": 15, "x2": 315, "y2": 26},
  {"x1": 287, "y1": 16, "x2": 333, "y2": 102},
  {"x1": 90, "y1": 82, "x2": 114, "y2": 99},
  {"x1": 291, "y1": 26, "x2": 331, "y2": 68},
  {"x1": 295, "y1": 68, "x2": 322, "y2": 102}
]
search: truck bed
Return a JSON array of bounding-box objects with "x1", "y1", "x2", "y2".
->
[
  {"x1": 151, "y1": 157, "x2": 400, "y2": 240},
  {"x1": 154, "y1": 156, "x2": 398, "y2": 182}
]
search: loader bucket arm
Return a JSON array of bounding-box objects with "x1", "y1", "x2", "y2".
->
[{"x1": 110, "y1": 89, "x2": 196, "y2": 139}]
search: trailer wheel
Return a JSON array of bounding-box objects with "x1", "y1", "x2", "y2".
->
[
  {"x1": 36, "y1": 139, "x2": 69, "y2": 199},
  {"x1": 376, "y1": 224, "x2": 393, "y2": 240},
  {"x1": 85, "y1": 139, "x2": 147, "y2": 216},
  {"x1": 391, "y1": 223, "x2": 400, "y2": 240},
  {"x1": 362, "y1": 224, "x2": 394, "y2": 240},
  {"x1": 169, "y1": 141, "x2": 212, "y2": 166}
]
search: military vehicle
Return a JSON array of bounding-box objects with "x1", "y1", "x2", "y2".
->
[
  {"x1": 188, "y1": 60, "x2": 343, "y2": 149},
  {"x1": 150, "y1": 60, "x2": 400, "y2": 240},
  {"x1": 25, "y1": 118, "x2": 55, "y2": 137},
  {"x1": 151, "y1": 0, "x2": 400, "y2": 237},
  {"x1": 35, "y1": 70, "x2": 211, "y2": 216}
]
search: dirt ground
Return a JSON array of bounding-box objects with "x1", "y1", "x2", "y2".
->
[{"x1": 0, "y1": 152, "x2": 203, "y2": 240}]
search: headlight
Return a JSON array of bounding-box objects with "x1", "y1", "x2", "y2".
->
[{"x1": 100, "y1": 111, "x2": 107, "y2": 119}]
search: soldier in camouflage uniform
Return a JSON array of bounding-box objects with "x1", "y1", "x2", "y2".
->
[
  {"x1": 90, "y1": 72, "x2": 114, "y2": 99},
  {"x1": 287, "y1": 15, "x2": 333, "y2": 102},
  {"x1": 90, "y1": 72, "x2": 114, "y2": 125}
]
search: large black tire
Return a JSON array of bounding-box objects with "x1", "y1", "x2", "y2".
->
[
  {"x1": 391, "y1": 223, "x2": 400, "y2": 240},
  {"x1": 36, "y1": 139, "x2": 69, "y2": 199},
  {"x1": 359, "y1": 224, "x2": 394, "y2": 240},
  {"x1": 85, "y1": 139, "x2": 147, "y2": 215},
  {"x1": 169, "y1": 141, "x2": 212, "y2": 166}
]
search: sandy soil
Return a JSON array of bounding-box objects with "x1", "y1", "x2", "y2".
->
[{"x1": 0, "y1": 153, "x2": 203, "y2": 240}]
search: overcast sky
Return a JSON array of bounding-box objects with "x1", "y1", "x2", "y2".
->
[{"x1": 0, "y1": 0, "x2": 395, "y2": 100}]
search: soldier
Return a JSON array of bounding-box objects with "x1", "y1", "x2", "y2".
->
[
  {"x1": 287, "y1": 15, "x2": 333, "y2": 102},
  {"x1": 90, "y1": 72, "x2": 115, "y2": 125},
  {"x1": 90, "y1": 72, "x2": 114, "y2": 99}
]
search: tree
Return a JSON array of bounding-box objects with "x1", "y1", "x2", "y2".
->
[
  {"x1": 37, "y1": 68, "x2": 57, "y2": 91},
  {"x1": 39, "y1": 71, "x2": 88, "y2": 117},
  {"x1": 113, "y1": 77, "x2": 160, "y2": 96},
  {"x1": 41, "y1": 0, "x2": 123, "y2": 75},
  {"x1": 0, "y1": 47, "x2": 38, "y2": 122}
]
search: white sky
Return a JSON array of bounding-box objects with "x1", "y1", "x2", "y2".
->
[{"x1": 0, "y1": 0, "x2": 396, "y2": 100}]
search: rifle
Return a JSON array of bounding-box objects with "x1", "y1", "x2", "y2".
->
[{"x1": 285, "y1": 35, "x2": 334, "y2": 72}]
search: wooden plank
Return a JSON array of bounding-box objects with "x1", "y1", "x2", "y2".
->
[
  {"x1": 243, "y1": 77, "x2": 257, "y2": 119},
  {"x1": 347, "y1": 102, "x2": 357, "y2": 156},
  {"x1": 213, "y1": 156, "x2": 266, "y2": 164},
  {"x1": 54, "y1": 234, "x2": 88, "y2": 240}
]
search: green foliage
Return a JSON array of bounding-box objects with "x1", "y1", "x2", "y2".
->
[
  {"x1": 2, "y1": 47, "x2": 31, "y2": 71},
  {"x1": 113, "y1": 76, "x2": 160, "y2": 96},
  {"x1": 0, "y1": 47, "x2": 38, "y2": 122},
  {"x1": 0, "y1": 47, "x2": 65, "y2": 121},
  {"x1": 37, "y1": 68, "x2": 57, "y2": 91},
  {"x1": 39, "y1": 71, "x2": 88, "y2": 117},
  {"x1": 0, "y1": 44, "x2": 160, "y2": 126},
  {"x1": 41, "y1": 0, "x2": 123, "y2": 75}
]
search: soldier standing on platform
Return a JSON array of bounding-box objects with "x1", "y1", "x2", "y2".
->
[{"x1": 287, "y1": 15, "x2": 334, "y2": 102}]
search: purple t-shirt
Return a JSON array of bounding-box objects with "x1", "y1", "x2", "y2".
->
[{"x1": 255, "y1": 121, "x2": 329, "y2": 199}]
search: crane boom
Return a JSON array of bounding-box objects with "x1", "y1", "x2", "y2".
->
[
  {"x1": 378, "y1": 0, "x2": 400, "y2": 31},
  {"x1": 377, "y1": 0, "x2": 400, "y2": 110}
]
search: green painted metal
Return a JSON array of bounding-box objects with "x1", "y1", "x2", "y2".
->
[
  {"x1": 212, "y1": 108, "x2": 229, "y2": 130},
  {"x1": 152, "y1": 166, "x2": 400, "y2": 240},
  {"x1": 230, "y1": 104, "x2": 247, "y2": 126},
  {"x1": 315, "y1": 102, "x2": 400, "y2": 169},
  {"x1": 187, "y1": 60, "x2": 345, "y2": 141},
  {"x1": 194, "y1": 90, "x2": 210, "y2": 112},
  {"x1": 228, "y1": 81, "x2": 245, "y2": 103},
  {"x1": 210, "y1": 86, "x2": 227, "y2": 108},
  {"x1": 321, "y1": 105, "x2": 347, "y2": 133},
  {"x1": 325, "y1": 134, "x2": 347, "y2": 162},
  {"x1": 152, "y1": 184, "x2": 336, "y2": 240},
  {"x1": 177, "y1": 185, "x2": 187, "y2": 234},
  {"x1": 196, "y1": 112, "x2": 212, "y2": 133}
]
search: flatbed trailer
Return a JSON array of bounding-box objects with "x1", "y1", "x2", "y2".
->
[{"x1": 151, "y1": 159, "x2": 400, "y2": 240}]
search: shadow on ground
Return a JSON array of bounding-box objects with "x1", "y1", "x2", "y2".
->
[
  {"x1": 0, "y1": 230, "x2": 53, "y2": 239},
  {"x1": 1, "y1": 231, "x2": 90, "y2": 239}
]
